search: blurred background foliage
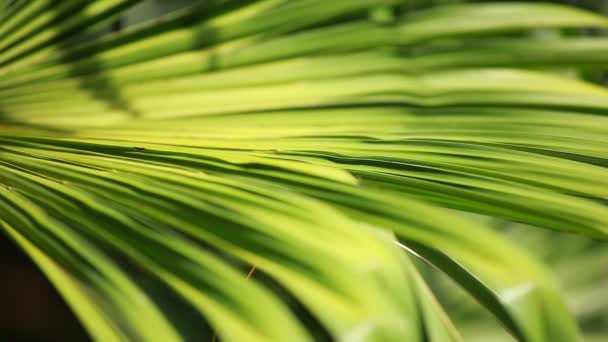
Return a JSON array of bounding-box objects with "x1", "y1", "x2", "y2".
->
[{"x1": 417, "y1": 217, "x2": 608, "y2": 341}]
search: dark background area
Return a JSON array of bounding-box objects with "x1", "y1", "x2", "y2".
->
[{"x1": 0, "y1": 237, "x2": 90, "y2": 341}]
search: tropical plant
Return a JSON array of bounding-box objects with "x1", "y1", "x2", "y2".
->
[
  {"x1": 420, "y1": 217, "x2": 608, "y2": 341},
  {"x1": 1, "y1": 0, "x2": 607, "y2": 341}
]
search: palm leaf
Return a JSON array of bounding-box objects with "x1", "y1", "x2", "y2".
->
[
  {"x1": 422, "y1": 218, "x2": 608, "y2": 341},
  {"x1": 1, "y1": 1, "x2": 607, "y2": 341}
]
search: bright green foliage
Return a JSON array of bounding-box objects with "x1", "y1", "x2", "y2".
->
[
  {"x1": 422, "y1": 218, "x2": 608, "y2": 341},
  {"x1": 1, "y1": 1, "x2": 607, "y2": 341}
]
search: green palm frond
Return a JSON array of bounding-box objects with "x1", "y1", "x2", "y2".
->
[
  {"x1": 1, "y1": 1, "x2": 607, "y2": 341},
  {"x1": 422, "y1": 218, "x2": 608, "y2": 341}
]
